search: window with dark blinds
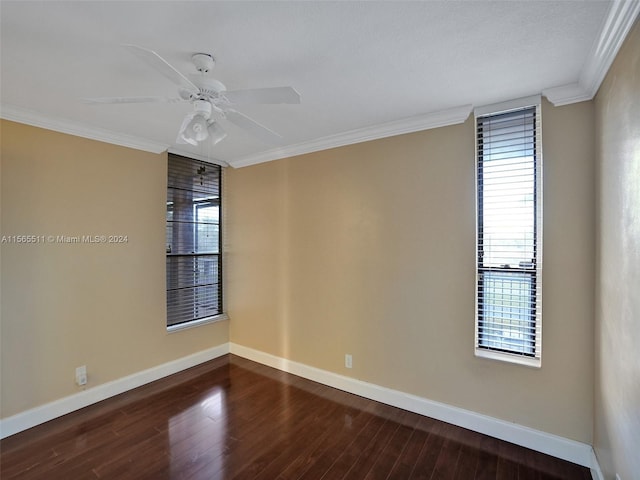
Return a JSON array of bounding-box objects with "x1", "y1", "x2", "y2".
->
[
  {"x1": 475, "y1": 99, "x2": 542, "y2": 367},
  {"x1": 166, "y1": 154, "x2": 223, "y2": 329}
]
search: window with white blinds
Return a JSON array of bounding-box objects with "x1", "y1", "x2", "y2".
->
[
  {"x1": 166, "y1": 154, "x2": 224, "y2": 330},
  {"x1": 475, "y1": 98, "x2": 542, "y2": 367}
]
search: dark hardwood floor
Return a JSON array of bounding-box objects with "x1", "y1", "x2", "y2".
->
[{"x1": 1, "y1": 354, "x2": 592, "y2": 479}]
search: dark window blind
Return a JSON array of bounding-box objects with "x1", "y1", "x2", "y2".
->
[
  {"x1": 476, "y1": 105, "x2": 542, "y2": 362},
  {"x1": 166, "y1": 154, "x2": 222, "y2": 327}
]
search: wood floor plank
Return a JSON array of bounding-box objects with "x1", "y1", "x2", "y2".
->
[
  {"x1": 430, "y1": 423, "x2": 466, "y2": 480},
  {"x1": 362, "y1": 410, "x2": 414, "y2": 480},
  {"x1": 292, "y1": 402, "x2": 379, "y2": 479},
  {"x1": 316, "y1": 408, "x2": 385, "y2": 480},
  {"x1": 474, "y1": 435, "x2": 500, "y2": 480},
  {"x1": 340, "y1": 417, "x2": 400, "y2": 478},
  {"x1": 0, "y1": 355, "x2": 592, "y2": 480},
  {"x1": 297, "y1": 399, "x2": 381, "y2": 479},
  {"x1": 385, "y1": 416, "x2": 435, "y2": 480},
  {"x1": 494, "y1": 438, "x2": 524, "y2": 480},
  {"x1": 451, "y1": 429, "x2": 482, "y2": 480},
  {"x1": 233, "y1": 384, "x2": 354, "y2": 479},
  {"x1": 275, "y1": 414, "x2": 349, "y2": 479}
]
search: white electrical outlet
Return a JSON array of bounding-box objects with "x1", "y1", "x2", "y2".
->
[
  {"x1": 345, "y1": 354, "x2": 353, "y2": 369},
  {"x1": 75, "y1": 365, "x2": 87, "y2": 386}
]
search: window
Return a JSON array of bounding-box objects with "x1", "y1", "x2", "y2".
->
[
  {"x1": 475, "y1": 96, "x2": 542, "y2": 367},
  {"x1": 166, "y1": 154, "x2": 224, "y2": 330}
]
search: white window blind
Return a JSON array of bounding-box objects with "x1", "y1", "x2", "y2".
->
[
  {"x1": 166, "y1": 154, "x2": 223, "y2": 329},
  {"x1": 475, "y1": 100, "x2": 542, "y2": 367}
]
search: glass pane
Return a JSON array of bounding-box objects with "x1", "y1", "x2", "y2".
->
[
  {"x1": 481, "y1": 157, "x2": 535, "y2": 267},
  {"x1": 166, "y1": 255, "x2": 220, "y2": 290},
  {"x1": 195, "y1": 204, "x2": 219, "y2": 253},
  {"x1": 479, "y1": 271, "x2": 535, "y2": 355},
  {"x1": 166, "y1": 255, "x2": 221, "y2": 326},
  {"x1": 166, "y1": 200, "x2": 219, "y2": 255}
]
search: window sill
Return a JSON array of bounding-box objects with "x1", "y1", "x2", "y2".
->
[
  {"x1": 167, "y1": 313, "x2": 229, "y2": 333},
  {"x1": 475, "y1": 348, "x2": 541, "y2": 368}
]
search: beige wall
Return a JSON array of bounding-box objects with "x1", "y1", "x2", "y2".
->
[
  {"x1": 226, "y1": 99, "x2": 595, "y2": 442},
  {"x1": 594, "y1": 19, "x2": 640, "y2": 480},
  {"x1": 0, "y1": 121, "x2": 228, "y2": 418}
]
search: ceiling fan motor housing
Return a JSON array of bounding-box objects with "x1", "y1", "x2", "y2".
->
[{"x1": 191, "y1": 77, "x2": 227, "y2": 99}]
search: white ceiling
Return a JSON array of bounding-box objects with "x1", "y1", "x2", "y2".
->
[{"x1": 1, "y1": 1, "x2": 637, "y2": 168}]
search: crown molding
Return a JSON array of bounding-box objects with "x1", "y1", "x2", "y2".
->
[
  {"x1": 542, "y1": 83, "x2": 592, "y2": 106},
  {"x1": 1, "y1": 102, "x2": 471, "y2": 168},
  {"x1": 579, "y1": 0, "x2": 640, "y2": 96},
  {"x1": 0, "y1": 104, "x2": 169, "y2": 154},
  {"x1": 168, "y1": 148, "x2": 230, "y2": 167},
  {"x1": 227, "y1": 104, "x2": 473, "y2": 168},
  {"x1": 544, "y1": 0, "x2": 640, "y2": 106}
]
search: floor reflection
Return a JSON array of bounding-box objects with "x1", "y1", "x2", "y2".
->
[{"x1": 168, "y1": 387, "x2": 228, "y2": 478}]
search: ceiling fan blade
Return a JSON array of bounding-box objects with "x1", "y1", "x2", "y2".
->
[
  {"x1": 222, "y1": 86, "x2": 301, "y2": 105},
  {"x1": 123, "y1": 44, "x2": 199, "y2": 93},
  {"x1": 82, "y1": 96, "x2": 184, "y2": 104},
  {"x1": 225, "y1": 109, "x2": 283, "y2": 145}
]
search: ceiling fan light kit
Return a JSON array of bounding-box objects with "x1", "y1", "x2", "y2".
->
[
  {"x1": 177, "y1": 99, "x2": 228, "y2": 146},
  {"x1": 207, "y1": 121, "x2": 227, "y2": 145},
  {"x1": 85, "y1": 45, "x2": 300, "y2": 148}
]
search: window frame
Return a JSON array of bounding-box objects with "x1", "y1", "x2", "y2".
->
[
  {"x1": 474, "y1": 95, "x2": 543, "y2": 368},
  {"x1": 166, "y1": 153, "x2": 227, "y2": 332}
]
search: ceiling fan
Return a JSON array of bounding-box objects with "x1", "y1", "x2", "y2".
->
[{"x1": 84, "y1": 45, "x2": 301, "y2": 146}]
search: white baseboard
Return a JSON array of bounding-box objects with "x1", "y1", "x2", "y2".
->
[
  {"x1": 0, "y1": 343, "x2": 229, "y2": 439},
  {"x1": 590, "y1": 449, "x2": 605, "y2": 480},
  {"x1": 0, "y1": 340, "x2": 604, "y2": 479},
  {"x1": 229, "y1": 342, "x2": 601, "y2": 474}
]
